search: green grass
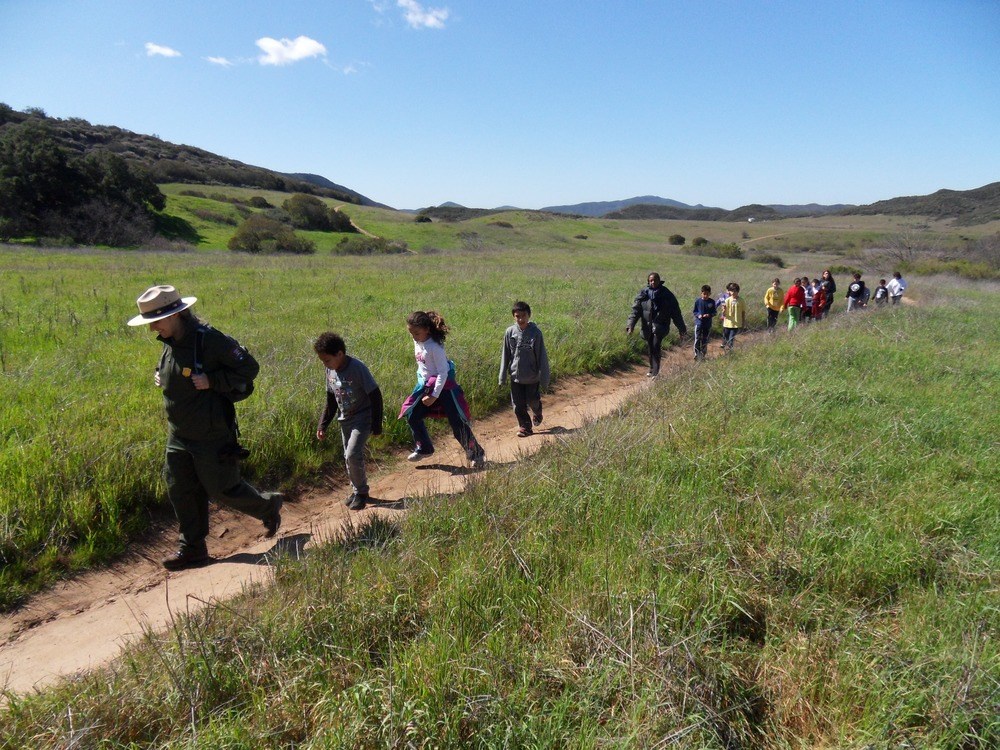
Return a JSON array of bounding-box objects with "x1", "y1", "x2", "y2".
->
[
  {"x1": 2, "y1": 231, "x2": 801, "y2": 608},
  {"x1": 2, "y1": 288, "x2": 996, "y2": 747}
]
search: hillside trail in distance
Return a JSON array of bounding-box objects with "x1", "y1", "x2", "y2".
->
[{"x1": 2, "y1": 327, "x2": 774, "y2": 697}]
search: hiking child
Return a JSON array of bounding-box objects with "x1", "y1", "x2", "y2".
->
[
  {"x1": 693, "y1": 284, "x2": 716, "y2": 360},
  {"x1": 721, "y1": 282, "x2": 745, "y2": 352},
  {"x1": 886, "y1": 271, "x2": 907, "y2": 305},
  {"x1": 400, "y1": 310, "x2": 486, "y2": 468},
  {"x1": 802, "y1": 276, "x2": 815, "y2": 322},
  {"x1": 127, "y1": 285, "x2": 283, "y2": 571},
  {"x1": 820, "y1": 269, "x2": 837, "y2": 314},
  {"x1": 764, "y1": 278, "x2": 782, "y2": 331},
  {"x1": 692, "y1": 285, "x2": 717, "y2": 360},
  {"x1": 872, "y1": 279, "x2": 890, "y2": 307},
  {"x1": 626, "y1": 272, "x2": 687, "y2": 377},
  {"x1": 811, "y1": 278, "x2": 827, "y2": 321},
  {"x1": 314, "y1": 332, "x2": 384, "y2": 511},
  {"x1": 499, "y1": 301, "x2": 550, "y2": 437},
  {"x1": 781, "y1": 278, "x2": 805, "y2": 330},
  {"x1": 846, "y1": 272, "x2": 867, "y2": 312}
]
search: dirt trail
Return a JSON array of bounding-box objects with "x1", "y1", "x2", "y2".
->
[
  {"x1": 1, "y1": 328, "x2": 784, "y2": 697},
  {"x1": 2, "y1": 357, "x2": 672, "y2": 695}
]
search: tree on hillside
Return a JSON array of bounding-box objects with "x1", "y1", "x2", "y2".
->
[
  {"x1": 0, "y1": 120, "x2": 80, "y2": 238},
  {"x1": 0, "y1": 120, "x2": 166, "y2": 245},
  {"x1": 282, "y1": 193, "x2": 358, "y2": 233},
  {"x1": 228, "y1": 214, "x2": 316, "y2": 254}
]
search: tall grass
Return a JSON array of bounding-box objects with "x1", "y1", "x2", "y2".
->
[
  {"x1": 3, "y1": 289, "x2": 996, "y2": 747},
  {"x1": 0, "y1": 235, "x2": 794, "y2": 608}
]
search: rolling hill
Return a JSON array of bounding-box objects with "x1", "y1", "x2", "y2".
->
[{"x1": 0, "y1": 104, "x2": 378, "y2": 206}]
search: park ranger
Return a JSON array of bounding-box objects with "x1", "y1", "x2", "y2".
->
[{"x1": 127, "y1": 285, "x2": 282, "y2": 570}]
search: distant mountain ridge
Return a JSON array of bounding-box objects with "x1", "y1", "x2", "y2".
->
[
  {"x1": 840, "y1": 182, "x2": 1000, "y2": 226},
  {"x1": 544, "y1": 196, "x2": 853, "y2": 220},
  {"x1": 541, "y1": 196, "x2": 710, "y2": 217}
]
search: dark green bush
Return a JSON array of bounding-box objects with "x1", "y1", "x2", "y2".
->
[
  {"x1": 749, "y1": 251, "x2": 785, "y2": 268},
  {"x1": 686, "y1": 242, "x2": 744, "y2": 260},
  {"x1": 668, "y1": 234, "x2": 685, "y2": 245},
  {"x1": 691, "y1": 236, "x2": 709, "y2": 247},
  {"x1": 228, "y1": 214, "x2": 315, "y2": 254},
  {"x1": 333, "y1": 235, "x2": 408, "y2": 256}
]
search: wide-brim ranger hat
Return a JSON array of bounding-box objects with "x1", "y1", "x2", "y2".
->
[{"x1": 127, "y1": 285, "x2": 197, "y2": 326}]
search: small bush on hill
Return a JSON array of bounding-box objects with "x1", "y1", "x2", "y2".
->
[
  {"x1": 228, "y1": 214, "x2": 315, "y2": 254},
  {"x1": 281, "y1": 193, "x2": 357, "y2": 233},
  {"x1": 691, "y1": 236, "x2": 709, "y2": 247},
  {"x1": 190, "y1": 208, "x2": 238, "y2": 226},
  {"x1": 668, "y1": 234, "x2": 685, "y2": 245},
  {"x1": 414, "y1": 214, "x2": 432, "y2": 223},
  {"x1": 749, "y1": 250, "x2": 785, "y2": 268},
  {"x1": 332, "y1": 235, "x2": 409, "y2": 256},
  {"x1": 283, "y1": 193, "x2": 333, "y2": 230},
  {"x1": 685, "y1": 242, "x2": 744, "y2": 260}
]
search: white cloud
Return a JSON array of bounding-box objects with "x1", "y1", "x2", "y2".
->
[
  {"x1": 397, "y1": 0, "x2": 449, "y2": 29},
  {"x1": 205, "y1": 56, "x2": 235, "y2": 67},
  {"x1": 256, "y1": 36, "x2": 327, "y2": 66},
  {"x1": 145, "y1": 42, "x2": 181, "y2": 58}
]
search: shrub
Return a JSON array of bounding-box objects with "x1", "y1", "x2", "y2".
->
[
  {"x1": 749, "y1": 251, "x2": 785, "y2": 268},
  {"x1": 332, "y1": 235, "x2": 409, "y2": 256},
  {"x1": 228, "y1": 214, "x2": 315, "y2": 254},
  {"x1": 414, "y1": 214, "x2": 432, "y2": 223},
  {"x1": 668, "y1": 234, "x2": 685, "y2": 245},
  {"x1": 691, "y1": 236, "x2": 709, "y2": 247},
  {"x1": 283, "y1": 193, "x2": 333, "y2": 230},
  {"x1": 247, "y1": 196, "x2": 272, "y2": 209},
  {"x1": 328, "y1": 208, "x2": 357, "y2": 233},
  {"x1": 685, "y1": 242, "x2": 744, "y2": 260}
]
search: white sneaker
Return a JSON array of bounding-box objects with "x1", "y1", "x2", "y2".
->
[
  {"x1": 471, "y1": 454, "x2": 485, "y2": 469},
  {"x1": 407, "y1": 451, "x2": 426, "y2": 462}
]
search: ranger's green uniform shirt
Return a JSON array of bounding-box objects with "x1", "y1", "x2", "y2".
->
[{"x1": 157, "y1": 319, "x2": 258, "y2": 440}]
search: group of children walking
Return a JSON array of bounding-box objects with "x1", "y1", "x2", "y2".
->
[
  {"x1": 314, "y1": 302, "x2": 549, "y2": 510},
  {"x1": 317, "y1": 269, "x2": 907, "y2": 510},
  {"x1": 700, "y1": 269, "x2": 908, "y2": 357}
]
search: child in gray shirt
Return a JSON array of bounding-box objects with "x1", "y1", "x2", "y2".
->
[
  {"x1": 315, "y1": 332, "x2": 383, "y2": 510},
  {"x1": 499, "y1": 301, "x2": 551, "y2": 437}
]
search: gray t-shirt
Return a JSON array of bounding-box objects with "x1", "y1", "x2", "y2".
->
[{"x1": 326, "y1": 357, "x2": 378, "y2": 421}]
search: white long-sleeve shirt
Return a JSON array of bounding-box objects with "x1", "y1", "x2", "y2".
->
[{"x1": 414, "y1": 337, "x2": 450, "y2": 398}]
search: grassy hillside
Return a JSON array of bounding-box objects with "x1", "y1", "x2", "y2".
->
[
  {"x1": 0, "y1": 105, "x2": 372, "y2": 205},
  {"x1": 842, "y1": 182, "x2": 1000, "y2": 226},
  {"x1": 3, "y1": 285, "x2": 996, "y2": 747}
]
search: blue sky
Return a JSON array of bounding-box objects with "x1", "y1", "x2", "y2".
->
[{"x1": 2, "y1": 0, "x2": 998, "y2": 210}]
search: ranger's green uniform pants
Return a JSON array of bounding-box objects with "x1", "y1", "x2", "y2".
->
[{"x1": 164, "y1": 433, "x2": 279, "y2": 551}]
